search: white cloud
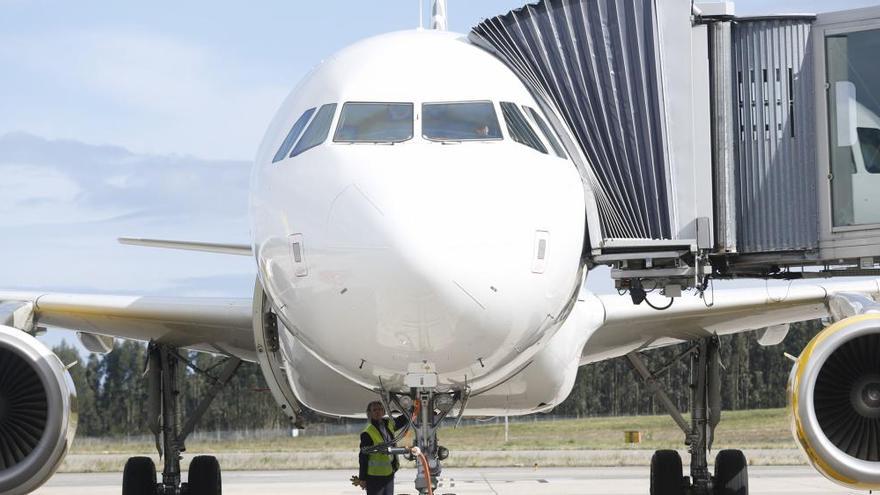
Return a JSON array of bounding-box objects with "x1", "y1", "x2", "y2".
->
[
  {"x1": 0, "y1": 163, "x2": 121, "y2": 226},
  {"x1": 0, "y1": 133, "x2": 254, "y2": 295},
  {"x1": 0, "y1": 163, "x2": 80, "y2": 204},
  {"x1": 0, "y1": 29, "x2": 290, "y2": 159}
]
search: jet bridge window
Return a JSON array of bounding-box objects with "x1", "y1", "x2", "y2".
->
[
  {"x1": 523, "y1": 106, "x2": 567, "y2": 159},
  {"x1": 273, "y1": 107, "x2": 315, "y2": 163},
  {"x1": 826, "y1": 28, "x2": 880, "y2": 226},
  {"x1": 291, "y1": 103, "x2": 337, "y2": 157},
  {"x1": 333, "y1": 102, "x2": 413, "y2": 143},
  {"x1": 500, "y1": 102, "x2": 547, "y2": 154},
  {"x1": 422, "y1": 101, "x2": 502, "y2": 141}
]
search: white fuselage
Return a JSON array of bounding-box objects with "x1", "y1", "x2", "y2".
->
[{"x1": 250, "y1": 30, "x2": 590, "y2": 416}]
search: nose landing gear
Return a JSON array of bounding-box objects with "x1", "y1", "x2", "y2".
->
[
  {"x1": 372, "y1": 388, "x2": 462, "y2": 495},
  {"x1": 628, "y1": 336, "x2": 749, "y2": 495}
]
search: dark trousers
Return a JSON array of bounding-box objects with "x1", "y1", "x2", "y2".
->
[{"x1": 366, "y1": 475, "x2": 394, "y2": 495}]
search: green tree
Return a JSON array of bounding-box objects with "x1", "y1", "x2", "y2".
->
[
  {"x1": 52, "y1": 341, "x2": 99, "y2": 435},
  {"x1": 555, "y1": 319, "x2": 825, "y2": 417}
]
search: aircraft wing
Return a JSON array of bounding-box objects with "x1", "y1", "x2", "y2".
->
[
  {"x1": 0, "y1": 290, "x2": 255, "y2": 360},
  {"x1": 581, "y1": 279, "x2": 880, "y2": 363}
]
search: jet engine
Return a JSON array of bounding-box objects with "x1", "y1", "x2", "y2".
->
[
  {"x1": 0, "y1": 325, "x2": 76, "y2": 495},
  {"x1": 789, "y1": 313, "x2": 880, "y2": 490}
]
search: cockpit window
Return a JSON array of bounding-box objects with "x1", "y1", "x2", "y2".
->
[
  {"x1": 273, "y1": 107, "x2": 315, "y2": 163},
  {"x1": 422, "y1": 101, "x2": 502, "y2": 141},
  {"x1": 500, "y1": 102, "x2": 547, "y2": 154},
  {"x1": 291, "y1": 103, "x2": 337, "y2": 157},
  {"x1": 333, "y1": 102, "x2": 413, "y2": 143},
  {"x1": 523, "y1": 106, "x2": 567, "y2": 159}
]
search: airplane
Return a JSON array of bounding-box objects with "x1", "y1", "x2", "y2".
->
[{"x1": 3, "y1": 1, "x2": 880, "y2": 495}]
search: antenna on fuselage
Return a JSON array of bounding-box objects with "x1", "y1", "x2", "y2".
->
[
  {"x1": 418, "y1": 0, "x2": 424, "y2": 29},
  {"x1": 431, "y1": 0, "x2": 447, "y2": 31}
]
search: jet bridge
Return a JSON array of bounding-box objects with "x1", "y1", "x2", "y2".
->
[{"x1": 471, "y1": 0, "x2": 880, "y2": 298}]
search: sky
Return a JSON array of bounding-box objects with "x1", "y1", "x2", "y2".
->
[
  {"x1": 1, "y1": 0, "x2": 878, "y2": 352},
  {"x1": 1, "y1": 0, "x2": 877, "y2": 160}
]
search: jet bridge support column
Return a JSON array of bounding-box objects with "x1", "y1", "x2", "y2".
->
[{"x1": 709, "y1": 19, "x2": 737, "y2": 254}]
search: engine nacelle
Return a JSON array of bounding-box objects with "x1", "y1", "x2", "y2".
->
[
  {"x1": 789, "y1": 314, "x2": 880, "y2": 490},
  {"x1": 0, "y1": 325, "x2": 76, "y2": 495}
]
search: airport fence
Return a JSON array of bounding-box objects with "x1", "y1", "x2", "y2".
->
[{"x1": 74, "y1": 414, "x2": 585, "y2": 444}]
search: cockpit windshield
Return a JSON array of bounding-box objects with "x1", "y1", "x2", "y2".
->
[
  {"x1": 334, "y1": 102, "x2": 413, "y2": 143},
  {"x1": 523, "y1": 106, "x2": 567, "y2": 159},
  {"x1": 273, "y1": 107, "x2": 315, "y2": 163},
  {"x1": 422, "y1": 101, "x2": 502, "y2": 141},
  {"x1": 500, "y1": 102, "x2": 547, "y2": 154}
]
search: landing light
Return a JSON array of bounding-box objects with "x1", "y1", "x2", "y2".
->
[
  {"x1": 433, "y1": 393, "x2": 455, "y2": 413},
  {"x1": 396, "y1": 394, "x2": 413, "y2": 412}
]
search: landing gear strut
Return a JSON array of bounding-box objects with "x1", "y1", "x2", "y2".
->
[
  {"x1": 365, "y1": 388, "x2": 459, "y2": 495},
  {"x1": 122, "y1": 342, "x2": 241, "y2": 495},
  {"x1": 408, "y1": 389, "x2": 448, "y2": 493},
  {"x1": 628, "y1": 336, "x2": 749, "y2": 495}
]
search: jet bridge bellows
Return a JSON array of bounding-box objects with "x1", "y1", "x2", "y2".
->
[
  {"x1": 472, "y1": 0, "x2": 673, "y2": 242},
  {"x1": 472, "y1": 1, "x2": 880, "y2": 293}
]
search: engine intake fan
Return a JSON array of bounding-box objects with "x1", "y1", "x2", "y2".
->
[
  {"x1": 0, "y1": 326, "x2": 76, "y2": 495},
  {"x1": 0, "y1": 346, "x2": 49, "y2": 468},
  {"x1": 790, "y1": 314, "x2": 880, "y2": 490},
  {"x1": 814, "y1": 333, "x2": 880, "y2": 461}
]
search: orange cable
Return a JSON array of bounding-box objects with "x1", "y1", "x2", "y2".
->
[{"x1": 415, "y1": 449, "x2": 434, "y2": 495}]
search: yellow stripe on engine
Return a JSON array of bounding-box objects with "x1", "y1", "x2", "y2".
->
[{"x1": 790, "y1": 314, "x2": 880, "y2": 489}]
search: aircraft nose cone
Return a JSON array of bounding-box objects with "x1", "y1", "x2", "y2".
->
[
  {"x1": 861, "y1": 382, "x2": 880, "y2": 409},
  {"x1": 325, "y1": 184, "x2": 389, "y2": 249},
  {"x1": 266, "y1": 146, "x2": 586, "y2": 385},
  {"x1": 314, "y1": 168, "x2": 578, "y2": 370}
]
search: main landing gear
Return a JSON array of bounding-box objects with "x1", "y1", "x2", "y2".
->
[
  {"x1": 122, "y1": 342, "x2": 242, "y2": 495},
  {"x1": 628, "y1": 336, "x2": 749, "y2": 495}
]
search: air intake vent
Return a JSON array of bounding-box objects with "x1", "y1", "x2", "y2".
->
[
  {"x1": 814, "y1": 334, "x2": 880, "y2": 461},
  {"x1": 0, "y1": 347, "x2": 48, "y2": 469}
]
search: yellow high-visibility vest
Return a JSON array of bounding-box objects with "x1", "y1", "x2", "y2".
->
[{"x1": 363, "y1": 419, "x2": 396, "y2": 477}]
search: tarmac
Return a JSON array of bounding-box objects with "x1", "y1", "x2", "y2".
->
[{"x1": 34, "y1": 466, "x2": 860, "y2": 494}]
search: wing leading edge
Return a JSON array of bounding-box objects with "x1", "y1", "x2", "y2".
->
[
  {"x1": 582, "y1": 279, "x2": 880, "y2": 364},
  {"x1": 0, "y1": 291, "x2": 255, "y2": 361}
]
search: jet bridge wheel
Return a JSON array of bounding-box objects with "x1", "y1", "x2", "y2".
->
[
  {"x1": 187, "y1": 455, "x2": 222, "y2": 495},
  {"x1": 122, "y1": 456, "x2": 157, "y2": 495},
  {"x1": 713, "y1": 449, "x2": 748, "y2": 495},
  {"x1": 650, "y1": 450, "x2": 685, "y2": 495}
]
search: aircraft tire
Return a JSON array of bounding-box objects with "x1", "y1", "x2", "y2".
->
[
  {"x1": 714, "y1": 449, "x2": 748, "y2": 495},
  {"x1": 188, "y1": 455, "x2": 222, "y2": 495},
  {"x1": 122, "y1": 456, "x2": 157, "y2": 495},
  {"x1": 650, "y1": 449, "x2": 685, "y2": 495}
]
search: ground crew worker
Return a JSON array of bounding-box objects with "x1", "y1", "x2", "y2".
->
[{"x1": 358, "y1": 400, "x2": 408, "y2": 494}]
